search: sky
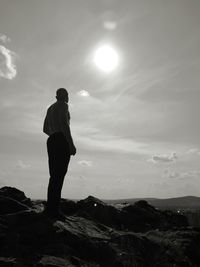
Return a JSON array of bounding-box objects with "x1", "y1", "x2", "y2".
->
[{"x1": 0, "y1": 0, "x2": 200, "y2": 199}]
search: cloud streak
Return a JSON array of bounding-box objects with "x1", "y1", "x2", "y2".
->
[
  {"x1": 187, "y1": 148, "x2": 200, "y2": 155},
  {"x1": 163, "y1": 169, "x2": 200, "y2": 179},
  {"x1": 75, "y1": 131, "x2": 151, "y2": 156},
  {"x1": 149, "y1": 152, "x2": 177, "y2": 164},
  {"x1": 78, "y1": 160, "x2": 92, "y2": 167},
  {"x1": 0, "y1": 45, "x2": 17, "y2": 79}
]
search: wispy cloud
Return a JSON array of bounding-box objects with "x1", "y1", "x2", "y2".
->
[
  {"x1": 15, "y1": 160, "x2": 31, "y2": 170},
  {"x1": 162, "y1": 169, "x2": 180, "y2": 179},
  {"x1": 187, "y1": 148, "x2": 200, "y2": 155},
  {"x1": 78, "y1": 160, "x2": 92, "y2": 167},
  {"x1": 75, "y1": 131, "x2": 151, "y2": 155},
  {"x1": 77, "y1": 90, "x2": 90, "y2": 97},
  {"x1": 101, "y1": 10, "x2": 117, "y2": 31},
  {"x1": 0, "y1": 45, "x2": 17, "y2": 79},
  {"x1": 148, "y1": 152, "x2": 177, "y2": 164},
  {"x1": 163, "y1": 169, "x2": 200, "y2": 179},
  {"x1": 0, "y1": 34, "x2": 10, "y2": 43}
]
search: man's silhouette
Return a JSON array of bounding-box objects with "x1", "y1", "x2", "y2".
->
[{"x1": 43, "y1": 88, "x2": 76, "y2": 219}]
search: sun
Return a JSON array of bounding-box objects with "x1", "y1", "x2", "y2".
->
[{"x1": 93, "y1": 45, "x2": 119, "y2": 72}]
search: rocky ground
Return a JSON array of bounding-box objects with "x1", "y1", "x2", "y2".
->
[{"x1": 0, "y1": 186, "x2": 200, "y2": 267}]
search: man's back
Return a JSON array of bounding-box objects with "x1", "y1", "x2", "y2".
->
[{"x1": 43, "y1": 101, "x2": 70, "y2": 137}]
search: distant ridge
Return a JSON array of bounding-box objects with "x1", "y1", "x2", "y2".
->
[
  {"x1": 104, "y1": 196, "x2": 200, "y2": 209},
  {"x1": 33, "y1": 196, "x2": 200, "y2": 209}
]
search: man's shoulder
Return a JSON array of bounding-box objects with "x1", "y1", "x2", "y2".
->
[
  {"x1": 57, "y1": 102, "x2": 68, "y2": 111},
  {"x1": 47, "y1": 102, "x2": 68, "y2": 113},
  {"x1": 46, "y1": 102, "x2": 55, "y2": 112}
]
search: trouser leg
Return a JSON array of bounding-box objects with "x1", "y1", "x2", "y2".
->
[
  {"x1": 47, "y1": 156, "x2": 70, "y2": 213},
  {"x1": 46, "y1": 133, "x2": 70, "y2": 215}
]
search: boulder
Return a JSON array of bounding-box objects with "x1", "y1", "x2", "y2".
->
[
  {"x1": 76, "y1": 196, "x2": 122, "y2": 229},
  {"x1": 0, "y1": 196, "x2": 30, "y2": 215},
  {"x1": 0, "y1": 187, "x2": 32, "y2": 207}
]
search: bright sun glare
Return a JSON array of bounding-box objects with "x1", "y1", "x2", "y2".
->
[{"x1": 93, "y1": 45, "x2": 119, "y2": 72}]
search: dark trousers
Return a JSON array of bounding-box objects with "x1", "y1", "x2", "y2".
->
[{"x1": 46, "y1": 132, "x2": 70, "y2": 214}]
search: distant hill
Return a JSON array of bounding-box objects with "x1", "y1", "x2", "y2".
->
[
  {"x1": 104, "y1": 196, "x2": 200, "y2": 209},
  {"x1": 34, "y1": 196, "x2": 200, "y2": 210}
]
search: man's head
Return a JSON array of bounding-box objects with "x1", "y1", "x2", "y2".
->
[{"x1": 56, "y1": 88, "x2": 68, "y2": 102}]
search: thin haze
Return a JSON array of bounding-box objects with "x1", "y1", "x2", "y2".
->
[{"x1": 0, "y1": 0, "x2": 200, "y2": 199}]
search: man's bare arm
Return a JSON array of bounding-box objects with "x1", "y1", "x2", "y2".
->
[
  {"x1": 59, "y1": 105, "x2": 76, "y2": 155},
  {"x1": 43, "y1": 113, "x2": 50, "y2": 136}
]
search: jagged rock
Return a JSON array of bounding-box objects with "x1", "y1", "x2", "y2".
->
[
  {"x1": 0, "y1": 257, "x2": 24, "y2": 267},
  {"x1": 0, "y1": 187, "x2": 32, "y2": 207},
  {"x1": 60, "y1": 199, "x2": 78, "y2": 215},
  {"x1": 36, "y1": 255, "x2": 76, "y2": 267},
  {"x1": 122, "y1": 200, "x2": 188, "y2": 232},
  {"x1": 78, "y1": 196, "x2": 105, "y2": 206},
  {"x1": 76, "y1": 195, "x2": 122, "y2": 229},
  {"x1": 36, "y1": 255, "x2": 98, "y2": 267},
  {"x1": 0, "y1": 196, "x2": 30, "y2": 215},
  {"x1": 162, "y1": 210, "x2": 188, "y2": 228},
  {"x1": 0, "y1": 187, "x2": 200, "y2": 267},
  {"x1": 74, "y1": 196, "x2": 188, "y2": 233},
  {"x1": 121, "y1": 201, "x2": 163, "y2": 232},
  {"x1": 32, "y1": 200, "x2": 46, "y2": 213},
  {"x1": 146, "y1": 229, "x2": 200, "y2": 266}
]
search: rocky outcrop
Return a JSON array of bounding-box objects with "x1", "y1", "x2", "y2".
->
[
  {"x1": 61, "y1": 196, "x2": 188, "y2": 232},
  {"x1": 0, "y1": 186, "x2": 32, "y2": 207},
  {"x1": 0, "y1": 186, "x2": 200, "y2": 267}
]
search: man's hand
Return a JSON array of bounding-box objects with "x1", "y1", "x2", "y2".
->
[{"x1": 69, "y1": 143, "x2": 76, "y2": 156}]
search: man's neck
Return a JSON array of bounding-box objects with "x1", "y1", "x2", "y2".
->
[{"x1": 57, "y1": 100, "x2": 67, "y2": 104}]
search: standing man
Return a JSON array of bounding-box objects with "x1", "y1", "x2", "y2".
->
[{"x1": 43, "y1": 88, "x2": 76, "y2": 219}]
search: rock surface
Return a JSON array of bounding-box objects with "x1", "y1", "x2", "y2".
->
[{"x1": 0, "y1": 186, "x2": 200, "y2": 267}]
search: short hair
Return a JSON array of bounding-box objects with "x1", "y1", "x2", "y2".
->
[{"x1": 56, "y1": 88, "x2": 68, "y2": 100}]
